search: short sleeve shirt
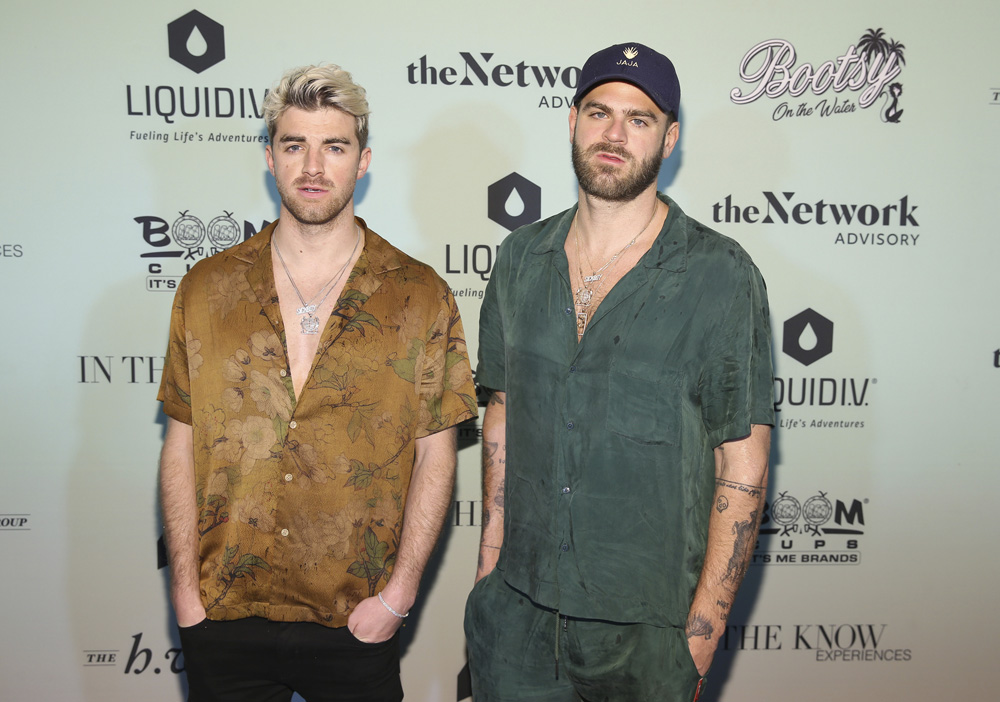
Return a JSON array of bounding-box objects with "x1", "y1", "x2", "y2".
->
[
  {"x1": 158, "y1": 219, "x2": 477, "y2": 627},
  {"x1": 477, "y1": 195, "x2": 774, "y2": 627}
]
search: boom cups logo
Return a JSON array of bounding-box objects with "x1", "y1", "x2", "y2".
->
[
  {"x1": 138, "y1": 210, "x2": 271, "y2": 291},
  {"x1": 168, "y1": 11, "x2": 225, "y2": 74},
  {"x1": 755, "y1": 490, "x2": 867, "y2": 565},
  {"x1": 161, "y1": 211, "x2": 241, "y2": 257}
]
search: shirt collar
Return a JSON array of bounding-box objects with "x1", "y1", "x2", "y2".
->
[
  {"x1": 229, "y1": 216, "x2": 403, "y2": 277},
  {"x1": 529, "y1": 193, "x2": 688, "y2": 273}
]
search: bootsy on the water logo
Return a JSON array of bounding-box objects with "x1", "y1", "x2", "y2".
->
[{"x1": 731, "y1": 28, "x2": 907, "y2": 123}]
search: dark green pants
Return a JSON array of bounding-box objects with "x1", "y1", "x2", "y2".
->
[{"x1": 465, "y1": 571, "x2": 705, "y2": 702}]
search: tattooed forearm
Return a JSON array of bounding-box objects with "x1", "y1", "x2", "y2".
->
[
  {"x1": 478, "y1": 543, "x2": 499, "y2": 572},
  {"x1": 716, "y1": 496, "x2": 729, "y2": 513},
  {"x1": 488, "y1": 392, "x2": 505, "y2": 406},
  {"x1": 716, "y1": 599, "x2": 731, "y2": 622},
  {"x1": 714, "y1": 478, "x2": 764, "y2": 499},
  {"x1": 494, "y1": 482, "x2": 505, "y2": 509},
  {"x1": 722, "y1": 510, "x2": 759, "y2": 585},
  {"x1": 483, "y1": 439, "x2": 499, "y2": 469},
  {"x1": 686, "y1": 612, "x2": 714, "y2": 641}
]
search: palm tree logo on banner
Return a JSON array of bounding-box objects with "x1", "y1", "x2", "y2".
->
[{"x1": 858, "y1": 27, "x2": 906, "y2": 123}]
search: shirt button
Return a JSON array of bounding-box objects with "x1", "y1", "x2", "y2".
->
[
  {"x1": 280, "y1": 369, "x2": 287, "y2": 377},
  {"x1": 289, "y1": 420, "x2": 297, "y2": 429},
  {"x1": 280, "y1": 528, "x2": 289, "y2": 537},
  {"x1": 560, "y1": 543, "x2": 569, "y2": 552},
  {"x1": 565, "y1": 308, "x2": 572, "y2": 315},
  {"x1": 561, "y1": 486, "x2": 571, "y2": 494},
  {"x1": 284, "y1": 473, "x2": 293, "y2": 482},
  {"x1": 569, "y1": 365, "x2": 577, "y2": 373},
  {"x1": 567, "y1": 422, "x2": 574, "y2": 430}
]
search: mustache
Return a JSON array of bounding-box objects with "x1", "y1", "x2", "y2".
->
[
  {"x1": 585, "y1": 142, "x2": 632, "y2": 161},
  {"x1": 292, "y1": 176, "x2": 335, "y2": 189}
]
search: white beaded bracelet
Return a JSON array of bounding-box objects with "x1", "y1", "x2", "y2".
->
[{"x1": 378, "y1": 592, "x2": 408, "y2": 619}]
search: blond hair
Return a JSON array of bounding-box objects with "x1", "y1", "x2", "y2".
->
[{"x1": 263, "y1": 64, "x2": 370, "y2": 149}]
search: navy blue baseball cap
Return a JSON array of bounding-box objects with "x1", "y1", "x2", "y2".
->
[{"x1": 573, "y1": 42, "x2": 681, "y2": 117}]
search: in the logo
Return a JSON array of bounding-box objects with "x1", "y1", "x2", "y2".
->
[
  {"x1": 783, "y1": 308, "x2": 833, "y2": 366},
  {"x1": 623, "y1": 47, "x2": 638, "y2": 60},
  {"x1": 168, "y1": 10, "x2": 225, "y2": 74},
  {"x1": 487, "y1": 173, "x2": 541, "y2": 231}
]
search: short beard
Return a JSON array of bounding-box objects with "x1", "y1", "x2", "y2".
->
[
  {"x1": 277, "y1": 176, "x2": 355, "y2": 227},
  {"x1": 571, "y1": 137, "x2": 663, "y2": 202}
]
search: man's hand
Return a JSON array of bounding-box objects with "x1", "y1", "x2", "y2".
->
[
  {"x1": 686, "y1": 622, "x2": 716, "y2": 676},
  {"x1": 173, "y1": 596, "x2": 208, "y2": 628},
  {"x1": 347, "y1": 594, "x2": 406, "y2": 643}
]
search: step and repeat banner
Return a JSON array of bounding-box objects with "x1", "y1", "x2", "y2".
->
[{"x1": 2, "y1": 1, "x2": 997, "y2": 700}]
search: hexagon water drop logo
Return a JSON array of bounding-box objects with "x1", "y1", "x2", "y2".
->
[
  {"x1": 168, "y1": 10, "x2": 225, "y2": 74},
  {"x1": 782, "y1": 308, "x2": 833, "y2": 366},
  {"x1": 488, "y1": 173, "x2": 541, "y2": 231}
]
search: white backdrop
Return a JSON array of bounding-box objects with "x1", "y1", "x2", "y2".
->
[{"x1": 1, "y1": 1, "x2": 998, "y2": 700}]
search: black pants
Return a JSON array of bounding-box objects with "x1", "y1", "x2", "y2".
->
[{"x1": 178, "y1": 617, "x2": 403, "y2": 702}]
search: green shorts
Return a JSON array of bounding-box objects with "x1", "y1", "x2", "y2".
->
[{"x1": 465, "y1": 570, "x2": 705, "y2": 702}]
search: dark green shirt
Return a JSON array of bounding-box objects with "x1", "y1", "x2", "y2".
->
[{"x1": 477, "y1": 194, "x2": 775, "y2": 627}]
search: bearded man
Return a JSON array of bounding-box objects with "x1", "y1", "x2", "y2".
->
[{"x1": 465, "y1": 43, "x2": 775, "y2": 702}]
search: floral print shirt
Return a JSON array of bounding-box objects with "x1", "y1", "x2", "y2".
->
[{"x1": 158, "y1": 219, "x2": 477, "y2": 627}]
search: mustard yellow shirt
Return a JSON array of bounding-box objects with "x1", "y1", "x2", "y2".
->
[{"x1": 158, "y1": 219, "x2": 477, "y2": 627}]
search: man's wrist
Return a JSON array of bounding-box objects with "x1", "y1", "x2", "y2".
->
[
  {"x1": 379, "y1": 581, "x2": 416, "y2": 615},
  {"x1": 378, "y1": 592, "x2": 409, "y2": 619}
]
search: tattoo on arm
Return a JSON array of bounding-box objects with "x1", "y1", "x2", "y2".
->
[
  {"x1": 488, "y1": 392, "x2": 505, "y2": 406},
  {"x1": 494, "y1": 482, "x2": 505, "y2": 509},
  {"x1": 686, "y1": 612, "x2": 714, "y2": 641},
  {"x1": 722, "y1": 510, "x2": 758, "y2": 585},
  {"x1": 715, "y1": 478, "x2": 764, "y2": 499},
  {"x1": 483, "y1": 440, "x2": 499, "y2": 469},
  {"x1": 478, "y1": 544, "x2": 500, "y2": 572},
  {"x1": 716, "y1": 599, "x2": 731, "y2": 622},
  {"x1": 716, "y1": 496, "x2": 729, "y2": 513}
]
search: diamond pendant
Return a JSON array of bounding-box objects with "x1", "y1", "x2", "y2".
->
[
  {"x1": 300, "y1": 313, "x2": 321, "y2": 335},
  {"x1": 575, "y1": 287, "x2": 594, "y2": 306}
]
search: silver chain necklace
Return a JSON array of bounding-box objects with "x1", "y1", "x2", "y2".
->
[
  {"x1": 273, "y1": 224, "x2": 361, "y2": 335},
  {"x1": 572, "y1": 201, "x2": 658, "y2": 336}
]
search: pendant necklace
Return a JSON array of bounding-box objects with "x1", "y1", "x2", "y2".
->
[
  {"x1": 273, "y1": 224, "x2": 362, "y2": 335},
  {"x1": 573, "y1": 201, "x2": 658, "y2": 336}
]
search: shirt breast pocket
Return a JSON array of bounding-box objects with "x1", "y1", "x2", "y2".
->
[{"x1": 606, "y1": 368, "x2": 682, "y2": 446}]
